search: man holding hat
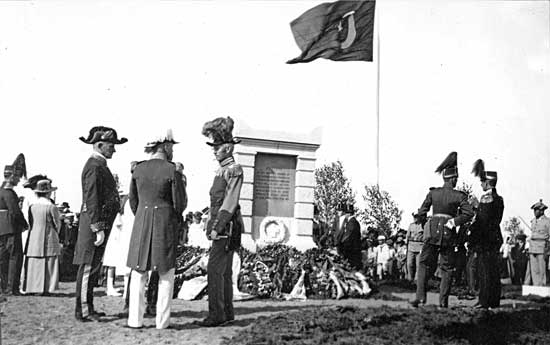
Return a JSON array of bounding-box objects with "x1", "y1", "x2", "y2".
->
[
  {"x1": 74, "y1": 126, "x2": 127, "y2": 321},
  {"x1": 334, "y1": 201, "x2": 362, "y2": 271},
  {"x1": 0, "y1": 154, "x2": 28, "y2": 296},
  {"x1": 410, "y1": 152, "x2": 474, "y2": 308},
  {"x1": 468, "y1": 159, "x2": 504, "y2": 309},
  {"x1": 197, "y1": 116, "x2": 245, "y2": 327},
  {"x1": 126, "y1": 129, "x2": 186, "y2": 329},
  {"x1": 525, "y1": 199, "x2": 550, "y2": 286}
]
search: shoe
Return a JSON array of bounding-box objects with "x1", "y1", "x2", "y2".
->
[
  {"x1": 90, "y1": 310, "x2": 106, "y2": 317},
  {"x1": 75, "y1": 311, "x2": 92, "y2": 322},
  {"x1": 222, "y1": 316, "x2": 235, "y2": 325},
  {"x1": 123, "y1": 324, "x2": 144, "y2": 329},
  {"x1": 473, "y1": 304, "x2": 488, "y2": 310},
  {"x1": 193, "y1": 318, "x2": 225, "y2": 327},
  {"x1": 409, "y1": 299, "x2": 425, "y2": 308},
  {"x1": 107, "y1": 289, "x2": 122, "y2": 297}
]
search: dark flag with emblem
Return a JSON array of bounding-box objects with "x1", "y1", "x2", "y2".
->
[{"x1": 287, "y1": 1, "x2": 376, "y2": 64}]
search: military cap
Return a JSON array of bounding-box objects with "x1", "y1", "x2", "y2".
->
[{"x1": 531, "y1": 199, "x2": 548, "y2": 211}]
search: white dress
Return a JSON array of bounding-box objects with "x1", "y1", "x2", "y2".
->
[{"x1": 103, "y1": 201, "x2": 133, "y2": 275}]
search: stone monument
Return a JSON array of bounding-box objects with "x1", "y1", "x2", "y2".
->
[{"x1": 233, "y1": 123, "x2": 321, "y2": 252}]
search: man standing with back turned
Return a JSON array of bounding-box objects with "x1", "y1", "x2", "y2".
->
[
  {"x1": 410, "y1": 152, "x2": 474, "y2": 308},
  {"x1": 74, "y1": 126, "x2": 127, "y2": 321}
]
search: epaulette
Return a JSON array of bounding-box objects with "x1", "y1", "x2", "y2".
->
[
  {"x1": 429, "y1": 187, "x2": 437, "y2": 191},
  {"x1": 225, "y1": 163, "x2": 243, "y2": 178}
]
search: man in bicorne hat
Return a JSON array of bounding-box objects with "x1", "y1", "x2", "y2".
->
[
  {"x1": 468, "y1": 159, "x2": 504, "y2": 309},
  {"x1": 524, "y1": 199, "x2": 550, "y2": 286},
  {"x1": 0, "y1": 154, "x2": 28, "y2": 296},
  {"x1": 196, "y1": 116, "x2": 245, "y2": 327},
  {"x1": 410, "y1": 152, "x2": 474, "y2": 308},
  {"x1": 74, "y1": 126, "x2": 127, "y2": 321}
]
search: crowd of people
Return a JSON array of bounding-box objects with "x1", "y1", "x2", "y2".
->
[
  {"x1": 1, "y1": 122, "x2": 549, "y2": 329},
  {"x1": 313, "y1": 152, "x2": 550, "y2": 310}
]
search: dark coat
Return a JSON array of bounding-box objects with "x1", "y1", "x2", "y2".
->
[
  {"x1": 73, "y1": 155, "x2": 120, "y2": 265},
  {"x1": 0, "y1": 187, "x2": 28, "y2": 236},
  {"x1": 335, "y1": 215, "x2": 362, "y2": 270},
  {"x1": 126, "y1": 159, "x2": 186, "y2": 273},
  {"x1": 418, "y1": 184, "x2": 474, "y2": 247},
  {"x1": 469, "y1": 190, "x2": 504, "y2": 252}
]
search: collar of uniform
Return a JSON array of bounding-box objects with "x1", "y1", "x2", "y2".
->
[
  {"x1": 219, "y1": 156, "x2": 235, "y2": 168},
  {"x1": 91, "y1": 151, "x2": 107, "y2": 164}
]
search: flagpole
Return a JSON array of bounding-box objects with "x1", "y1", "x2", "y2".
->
[{"x1": 376, "y1": 4, "x2": 380, "y2": 186}]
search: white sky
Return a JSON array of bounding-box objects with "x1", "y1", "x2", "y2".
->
[{"x1": 0, "y1": 0, "x2": 548, "y2": 232}]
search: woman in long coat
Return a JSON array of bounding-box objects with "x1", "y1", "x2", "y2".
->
[{"x1": 22, "y1": 179, "x2": 61, "y2": 295}]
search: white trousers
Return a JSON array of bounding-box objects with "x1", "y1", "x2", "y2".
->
[{"x1": 128, "y1": 268, "x2": 175, "y2": 329}]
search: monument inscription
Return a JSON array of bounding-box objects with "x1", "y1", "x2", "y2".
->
[{"x1": 253, "y1": 153, "x2": 296, "y2": 218}]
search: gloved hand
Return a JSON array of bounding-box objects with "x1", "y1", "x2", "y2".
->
[
  {"x1": 94, "y1": 230, "x2": 105, "y2": 246},
  {"x1": 444, "y1": 218, "x2": 456, "y2": 229},
  {"x1": 209, "y1": 230, "x2": 218, "y2": 241}
]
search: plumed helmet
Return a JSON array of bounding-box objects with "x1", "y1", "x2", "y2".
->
[{"x1": 202, "y1": 116, "x2": 241, "y2": 146}]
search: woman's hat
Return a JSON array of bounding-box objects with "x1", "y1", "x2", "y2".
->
[
  {"x1": 34, "y1": 179, "x2": 57, "y2": 193},
  {"x1": 202, "y1": 116, "x2": 241, "y2": 146}
]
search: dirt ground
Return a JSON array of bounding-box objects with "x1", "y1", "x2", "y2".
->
[{"x1": 0, "y1": 280, "x2": 525, "y2": 345}]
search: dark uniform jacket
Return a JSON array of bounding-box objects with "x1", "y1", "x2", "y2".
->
[
  {"x1": 0, "y1": 186, "x2": 28, "y2": 236},
  {"x1": 335, "y1": 215, "x2": 362, "y2": 270},
  {"x1": 127, "y1": 159, "x2": 187, "y2": 273},
  {"x1": 73, "y1": 154, "x2": 120, "y2": 264},
  {"x1": 418, "y1": 185, "x2": 474, "y2": 247},
  {"x1": 207, "y1": 156, "x2": 244, "y2": 251},
  {"x1": 469, "y1": 189, "x2": 504, "y2": 252}
]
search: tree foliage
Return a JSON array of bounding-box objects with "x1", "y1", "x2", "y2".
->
[
  {"x1": 314, "y1": 161, "x2": 354, "y2": 225},
  {"x1": 360, "y1": 185, "x2": 402, "y2": 238},
  {"x1": 504, "y1": 217, "x2": 524, "y2": 239}
]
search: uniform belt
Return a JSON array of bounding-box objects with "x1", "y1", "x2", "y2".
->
[{"x1": 432, "y1": 213, "x2": 452, "y2": 219}]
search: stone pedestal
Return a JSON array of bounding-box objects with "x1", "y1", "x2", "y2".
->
[{"x1": 234, "y1": 123, "x2": 321, "y2": 252}]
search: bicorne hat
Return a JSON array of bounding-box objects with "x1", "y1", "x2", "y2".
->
[
  {"x1": 531, "y1": 199, "x2": 548, "y2": 211},
  {"x1": 435, "y1": 152, "x2": 458, "y2": 179},
  {"x1": 202, "y1": 117, "x2": 242, "y2": 146},
  {"x1": 144, "y1": 128, "x2": 179, "y2": 149},
  {"x1": 79, "y1": 126, "x2": 127, "y2": 145}
]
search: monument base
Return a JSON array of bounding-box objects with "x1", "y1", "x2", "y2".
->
[{"x1": 522, "y1": 285, "x2": 550, "y2": 297}]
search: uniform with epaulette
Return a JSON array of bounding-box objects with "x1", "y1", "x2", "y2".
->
[
  {"x1": 469, "y1": 159, "x2": 504, "y2": 309},
  {"x1": 126, "y1": 129, "x2": 187, "y2": 329},
  {"x1": 74, "y1": 126, "x2": 126, "y2": 321},
  {"x1": 0, "y1": 154, "x2": 28, "y2": 296},
  {"x1": 524, "y1": 199, "x2": 550, "y2": 286},
  {"x1": 410, "y1": 152, "x2": 474, "y2": 308},
  {"x1": 196, "y1": 116, "x2": 244, "y2": 327}
]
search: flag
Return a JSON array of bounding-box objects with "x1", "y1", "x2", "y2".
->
[{"x1": 287, "y1": 1, "x2": 375, "y2": 64}]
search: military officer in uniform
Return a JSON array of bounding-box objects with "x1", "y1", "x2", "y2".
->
[
  {"x1": 525, "y1": 199, "x2": 550, "y2": 286},
  {"x1": 74, "y1": 126, "x2": 126, "y2": 321},
  {"x1": 469, "y1": 159, "x2": 504, "y2": 309},
  {"x1": 0, "y1": 154, "x2": 28, "y2": 296},
  {"x1": 196, "y1": 116, "x2": 244, "y2": 327},
  {"x1": 126, "y1": 129, "x2": 186, "y2": 329},
  {"x1": 410, "y1": 152, "x2": 474, "y2": 308}
]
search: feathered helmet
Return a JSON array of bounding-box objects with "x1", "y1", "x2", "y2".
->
[
  {"x1": 471, "y1": 159, "x2": 497, "y2": 182},
  {"x1": 23, "y1": 174, "x2": 51, "y2": 189},
  {"x1": 435, "y1": 151, "x2": 458, "y2": 179},
  {"x1": 144, "y1": 128, "x2": 179, "y2": 149},
  {"x1": 79, "y1": 126, "x2": 128, "y2": 145},
  {"x1": 202, "y1": 116, "x2": 241, "y2": 146},
  {"x1": 4, "y1": 153, "x2": 26, "y2": 179}
]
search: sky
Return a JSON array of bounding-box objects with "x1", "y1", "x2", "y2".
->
[{"x1": 0, "y1": 0, "x2": 548, "y2": 234}]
